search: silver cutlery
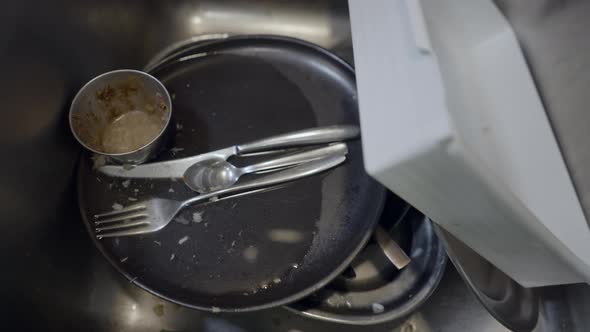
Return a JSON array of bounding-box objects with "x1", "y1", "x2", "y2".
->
[
  {"x1": 93, "y1": 153, "x2": 347, "y2": 238},
  {"x1": 374, "y1": 225, "x2": 411, "y2": 269},
  {"x1": 183, "y1": 143, "x2": 347, "y2": 193},
  {"x1": 98, "y1": 125, "x2": 359, "y2": 179}
]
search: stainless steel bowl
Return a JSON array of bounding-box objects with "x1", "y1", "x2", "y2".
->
[{"x1": 69, "y1": 69, "x2": 172, "y2": 164}]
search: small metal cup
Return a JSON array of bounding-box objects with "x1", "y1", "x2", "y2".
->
[{"x1": 69, "y1": 69, "x2": 172, "y2": 164}]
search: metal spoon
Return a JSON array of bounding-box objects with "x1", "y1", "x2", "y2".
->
[{"x1": 184, "y1": 143, "x2": 348, "y2": 193}]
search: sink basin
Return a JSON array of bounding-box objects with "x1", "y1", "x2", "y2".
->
[
  {"x1": 0, "y1": 1, "x2": 353, "y2": 330},
  {"x1": 0, "y1": 1, "x2": 575, "y2": 331}
]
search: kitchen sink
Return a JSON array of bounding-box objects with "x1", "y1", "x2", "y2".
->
[{"x1": 0, "y1": 0, "x2": 583, "y2": 331}]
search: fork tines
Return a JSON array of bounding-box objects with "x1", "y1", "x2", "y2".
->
[{"x1": 93, "y1": 203, "x2": 149, "y2": 239}]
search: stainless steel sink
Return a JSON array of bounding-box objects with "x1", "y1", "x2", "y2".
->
[{"x1": 0, "y1": 0, "x2": 580, "y2": 331}]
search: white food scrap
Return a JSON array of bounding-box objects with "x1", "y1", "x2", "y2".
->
[
  {"x1": 121, "y1": 179, "x2": 131, "y2": 188},
  {"x1": 176, "y1": 122, "x2": 183, "y2": 130},
  {"x1": 211, "y1": 306, "x2": 220, "y2": 313},
  {"x1": 154, "y1": 240, "x2": 162, "y2": 246},
  {"x1": 168, "y1": 188, "x2": 175, "y2": 193},
  {"x1": 120, "y1": 257, "x2": 128, "y2": 263},
  {"x1": 178, "y1": 236, "x2": 189, "y2": 245},
  {"x1": 112, "y1": 203, "x2": 123, "y2": 211},
  {"x1": 170, "y1": 253, "x2": 175, "y2": 261},
  {"x1": 371, "y1": 303, "x2": 385, "y2": 314},
  {"x1": 128, "y1": 197, "x2": 137, "y2": 201},
  {"x1": 192, "y1": 212, "x2": 203, "y2": 223}
]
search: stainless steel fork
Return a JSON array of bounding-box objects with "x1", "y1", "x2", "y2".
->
[{"x1": 93, "y1": 153, "x2": 347, "y2": 238}]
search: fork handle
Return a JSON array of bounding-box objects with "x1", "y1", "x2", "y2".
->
[
  {"x1": 236, "y1": 125, "x2": 359, "y2": 155},
  {"x1": 182, "y1": 153, "x2": 347, "y2": 207}
]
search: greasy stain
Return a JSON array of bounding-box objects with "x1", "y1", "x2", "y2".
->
[{"x1": 153, "y1": 303, "x2": 165, "y2": 317}]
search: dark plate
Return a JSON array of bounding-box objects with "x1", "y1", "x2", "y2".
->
[
  {"x1": 287, "y1": 208, "x2": 448, "y2": 325},
  {"x1": 77, "y1": 35, "x2": 386, "y2": 312}
]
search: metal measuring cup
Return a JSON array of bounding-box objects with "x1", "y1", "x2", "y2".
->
[{"x1": 69, "y1": 69, "x2": 172, "y2": 165}]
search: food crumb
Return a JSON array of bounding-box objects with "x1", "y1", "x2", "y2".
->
[
  {"x1": 170, "y1": 147, "x2": 184, "y2": 155},
  {"x1": 154, "y1": 240, "x2": 161, "y2": 246},
  {"x1": 211, "y1": 306, "x2": 220, "y2": 313},
  {"x1": 231, "y1": 202, "x2": 238, "y2": 209},
  {"x1": 273, "y1": 278, "x2": 281, "y2": 284},
  {"x1": 112, "y1": 203, "x2": 123, "y2": 211},
  {"x1": 168, "y1": 188, "x2": 175, "y2": 193},
  {"x1": 128, "y1": 197, "x2": 137, "y2": 201},
  {"x1": 171, "y1": 93, "x2": 176, "y2": 100},
  {"x1": 91, "y1": 155, "x2": 107, "y2": 169},
  {"x1": 371, "y1": 303, "x2": 385, "y2": 314},
  {"x1": 122, "y1": 179, "x2": 131, "y2": 188},
  {"x1": 203, "y1": 222, "x2": 209, "y2": 228},
  {"x1": 174, "y1": 216, "x2": 190, "y2": 225},
  {"x1": 133, "y1": 188, "x2": 139, "y2": 193},
  {"x1": 192, "y1": 212, "x2": 203, "y2": 223},
  {"x1": 170, "y1": 253, "x2": 175, "y2": 261},
  {"x1": 186, "y1": 83, "x2": 191, "y2": 88},
  {"x1": 231, "y1": 240, "x2": 236, "y2": 247},
  {"x1": 120, "y1": 257, "x2": 128, "y2": 263},
  {"x1": 243, "y1": 246, "x2": 258, "y2": 262},
  {"x1": 178, "y1": 236, "x2": 189, "y2": 245},
  {"x1": 176, "y1": 122, "x2": 183, "y2": 130}
]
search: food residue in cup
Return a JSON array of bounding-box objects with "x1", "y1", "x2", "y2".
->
[{"x1": 101, "y1": 110, "x2": 164, "y2": 153}]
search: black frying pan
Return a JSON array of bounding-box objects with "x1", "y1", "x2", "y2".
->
[{"x1": 77, "y1": 35, "x2": 386, "y2": 312}]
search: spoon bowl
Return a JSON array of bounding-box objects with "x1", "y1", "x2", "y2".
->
[{"x1": 184, "y1": 159, "x2": 243, "y2": 193}]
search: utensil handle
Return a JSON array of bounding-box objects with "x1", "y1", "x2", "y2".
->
[
  {"x1": 236, "y1": 125, "x2": 359, "y2": 155},
  {"x1": 183, "y1": 154, "x2": 346, "y2": 207},
  {"x1": 242, "y1": 143, "x2": 348, "y2": 174},
  {"x1": 375, "y1": 226, "x2": 411, "y2": 270}
]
